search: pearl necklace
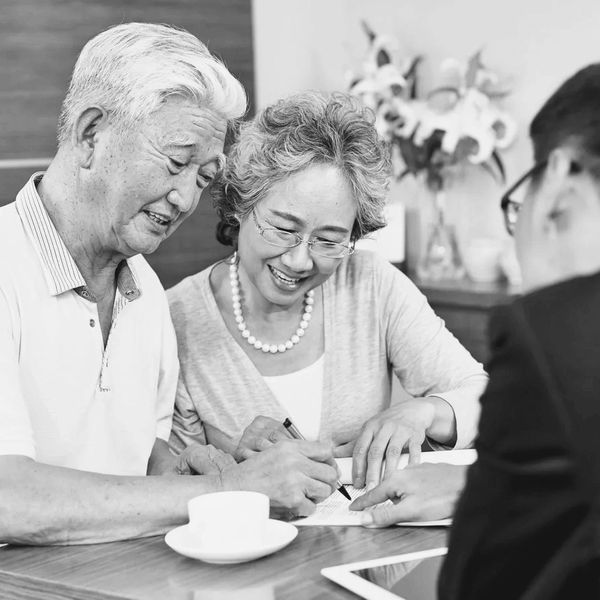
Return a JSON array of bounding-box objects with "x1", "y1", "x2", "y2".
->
[{"x1": 229, "y1": 254, "x2": 314, "y2": 354}]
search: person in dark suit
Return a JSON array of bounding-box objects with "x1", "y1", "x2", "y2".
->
[
  {"x1": 351, "y1": 63, "x2": 600, "y2": 596},
  {"x1": 438, "y1": 64, "x2": 600, "y2": 599}
]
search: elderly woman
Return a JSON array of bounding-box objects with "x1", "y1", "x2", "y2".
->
[{"x1": 168, "y1": 92, "x2": 487, "y2": 491}]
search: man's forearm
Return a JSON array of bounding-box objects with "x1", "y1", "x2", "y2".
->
[{"x1": 0, "y1": 456, "x2": 223, "y2": 545}]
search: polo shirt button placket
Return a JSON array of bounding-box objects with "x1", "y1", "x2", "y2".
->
[{"x1": 99, "y1": 349, "x2": 111, "y2": 392}]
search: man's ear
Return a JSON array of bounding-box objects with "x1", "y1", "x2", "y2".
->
[
  {"x1": 545, "y1": 146, "x2": 573, "y2": 184},
  {"x1": 540, "y1": 146, "x2": 581, "y2": 234},
  {"x1": 72, "y1": 107, "x2": 107, "y2": 169}
]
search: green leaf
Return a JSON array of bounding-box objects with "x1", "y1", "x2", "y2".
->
[
  {"x1": 397, "y1": 137, "x2": 420, "y2": 174},
  {"x1": 479, "y1": 153, "x2": 505, "y2": 184},
  {"x1": 403, "y1": 56, "x2": 423, "y2": 99},
  {"x1": 480, "y1": 161, "x2": 498, "y2": 183},
  {"x1": 465, "y1": 49, "x2": 483, "y2": 88},
  {"x1": 397, "y1": 168, "x2": 411, "y2": 181},
  {"x1": 361, "y1": 20, "x2": 376, "y2": 43},
  {"x1": 491, "y1": 150, "x2": 506, "y2": 183},
  {"x1": 453, "y1": 136, "x2": 479, "y2": 163}
]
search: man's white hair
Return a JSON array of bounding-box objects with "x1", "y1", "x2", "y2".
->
[{"x1": 57, "y1": 22, "x2": 247, "y2": 145}]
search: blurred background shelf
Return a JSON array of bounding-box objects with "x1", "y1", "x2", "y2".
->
[{"x1": 408, "y1": 272, "x2": 520, "y2": 364}]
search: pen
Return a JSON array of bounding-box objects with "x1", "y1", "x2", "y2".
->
[{"x1": 282, "y1": 417, "x2": 352, "y2": 501}]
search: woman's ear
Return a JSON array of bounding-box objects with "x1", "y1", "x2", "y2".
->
[{"x1": 72, "y1": 107, "x2": 107, "y2": 169}]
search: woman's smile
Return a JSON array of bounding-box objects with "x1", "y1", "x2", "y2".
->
[{"x1": 268, "y1": 264, "x2": 308, "y2": 290}]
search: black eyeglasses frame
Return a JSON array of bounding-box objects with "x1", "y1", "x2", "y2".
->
[{"x1": 500, "y1": 161, "x2": 547, "y2": 236}]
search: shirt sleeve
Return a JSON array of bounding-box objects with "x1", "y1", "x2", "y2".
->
[
  {"x1": 378, "y1": 260, "x2": 488, "y2": 448},
  {"x1": 0, "y1": 284, "x2": 35, "y2": 458},
  {"x1": 168, "y1": 375, "x2": 207, "y2": 454},
  {"x1": 154, "y1": 293, "x2": 178, "y2": 443}
]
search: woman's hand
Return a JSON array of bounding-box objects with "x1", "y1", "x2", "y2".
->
[
  {"x1": 175, "y1": 443, "x2": 236, "y2": 475},
  {"x1": 234, "y1": 416, "x2": 291, "y2": 461},
  {"x1": 349, "y1": 463, "x2": 467, "y2": 526},
  {"x1": 352, "y1": 399, "x2": 440, "y2": 489}
]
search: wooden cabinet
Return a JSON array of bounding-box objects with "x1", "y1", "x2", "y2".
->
[{"x1": 411, "y1": 276, "x2": 520, "y2": 365}]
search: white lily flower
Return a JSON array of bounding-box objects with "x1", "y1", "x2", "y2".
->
[
  {"x1": 348, "y1": 25, "x2": 517, "y2": 184},
  {"x1": 413, "y1": 104, "x2": 453, "y2": 147},
  {"x1": 375, "y1": 64, "x2": 408, "y2": 94},
  {"x1": 450, "y1": 91, "x2": 496, "y2": 163},
  {"x1": 440, "y1": 58, "x2": 467, "y2": 92},
  {"x1": 391, "y1": 98, "x2": 420, "y2": 137},
  {"x1": 491, "y1": 112, "x2": 517, "y2": 149}
]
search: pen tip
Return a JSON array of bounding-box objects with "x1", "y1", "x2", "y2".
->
[{"x1": 339, "y1": 485, "x2": 352, "y2": 501}]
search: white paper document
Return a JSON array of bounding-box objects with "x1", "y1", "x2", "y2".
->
[
  {"x1": 295, "y1": 485, "x2": 366, "y2": 526},
  {"x1": 294, "y1": 449, "x2": 477, "y2": 527}
]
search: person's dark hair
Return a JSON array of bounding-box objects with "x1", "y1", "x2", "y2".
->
[
  {"x1": 530, "y1": 63, "x2": 600, "y2": 179},
  {"x1": 212, "y1": 91, "x2": 391, "y2": 247}
]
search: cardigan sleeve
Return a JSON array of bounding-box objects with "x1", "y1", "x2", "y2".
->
[
  {"x1": 376, "y1": 257, "x2": 488, "y2": 448},
  {"x1": 169, "y1": 368, "x2": 207, "y2": 453}
]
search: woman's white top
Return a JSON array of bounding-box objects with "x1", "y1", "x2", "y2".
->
[{"x1": 263, "y1": 355, "x2": 325, "y2": 441}]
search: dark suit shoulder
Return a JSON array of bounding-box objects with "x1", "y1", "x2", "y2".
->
[{"x1": 483, "y1": 271, "x2": 600, "y2": 484}]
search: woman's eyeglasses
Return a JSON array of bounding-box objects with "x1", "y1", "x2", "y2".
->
[{"x1": 251, "y1": 208, "x2": 355, "y2": 259}]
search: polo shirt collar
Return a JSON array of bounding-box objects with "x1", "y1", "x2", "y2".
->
[{"x1": 16, "y1": 172, "x2": 141, "y2": 301}]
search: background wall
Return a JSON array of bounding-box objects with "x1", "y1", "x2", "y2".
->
[
  {"x1": 0, "y1": 0, "x2": 254, "y2": 288},
  {"x1": 252, "y1": 0, "x2": 600, "y2": 263}
]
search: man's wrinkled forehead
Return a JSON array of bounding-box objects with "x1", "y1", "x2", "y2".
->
[{"x1": 163, "y1": 132, "x2": 226, "y2": 164}]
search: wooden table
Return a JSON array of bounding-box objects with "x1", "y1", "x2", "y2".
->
[{"x1": 0, "y1": 526, "x2": 447, "y2": 599}]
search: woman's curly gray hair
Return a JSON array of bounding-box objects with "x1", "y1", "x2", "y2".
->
[{"x1": 213, "y1": 91, "x2": 391, "y2": 246}]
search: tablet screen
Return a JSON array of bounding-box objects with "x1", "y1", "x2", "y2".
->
[{"x1": 351, "y1": 554, "x2": 445, "y2": 600}]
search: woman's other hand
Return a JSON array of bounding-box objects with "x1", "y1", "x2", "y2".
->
[
  {"x1": 175, "y1": 443, "x2": 236, "y2": 475},
  {"x1": 234, "y1": 415, "x2": 291, "y2": 461},
  {"x1": 349, "y1": 463, "x2": 467, "y2": 526},
  {"x1": 352, "y1": 397, "x2": 456, "y2": 489}
]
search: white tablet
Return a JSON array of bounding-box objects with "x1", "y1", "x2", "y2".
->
[{"x1": 321, "y1": 547, "x2": 447, "y2": 600}]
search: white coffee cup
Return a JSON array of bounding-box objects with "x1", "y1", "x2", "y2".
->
[{"x1": 187, "y1": 491, "x2": 269, "y2": 550}]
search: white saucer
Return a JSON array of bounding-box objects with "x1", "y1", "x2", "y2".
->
[{"x1": 164, "y1": 519, "x2": 298, "y2": 564}]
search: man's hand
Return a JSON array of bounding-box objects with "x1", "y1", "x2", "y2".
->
[
  {"x1": 349, "y1": 463, "x2": 468, "y2": 526},
  {"x1": 175, "y1": 443, "x2": 236, "y2": 475},
  {"x1": 221, "y1": 439, "x2": 338, "y2": 517},
  {"x1": 234, "y1": 416, "x2": 291, "y2": 461},
  {"x1": 352, "y1": 399, "x2": 437, "y2": 489}
]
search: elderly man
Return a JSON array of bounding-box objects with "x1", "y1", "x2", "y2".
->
[{"x1": 0, "y1": 23, "x2": 337, "y2": 545}]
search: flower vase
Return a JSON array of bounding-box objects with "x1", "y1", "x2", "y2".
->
[
  {"x1": 355, "y1": 183, "x2": 405, "y2": 267},
  {"x1": 416, "y1": 189, "x2": 464, "y2": 281}
]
